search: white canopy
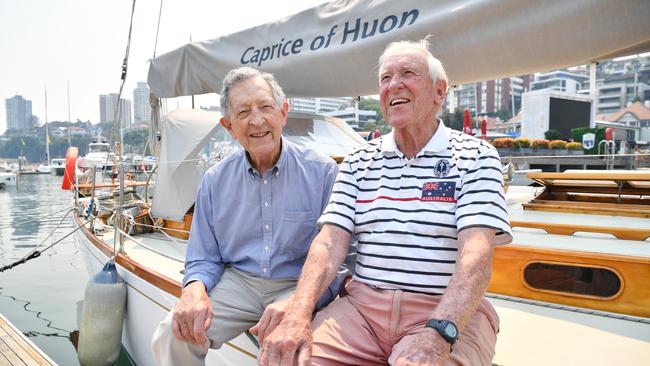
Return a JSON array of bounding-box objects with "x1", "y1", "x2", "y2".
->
[
  {"x1": 148, "y1": 0, "x2": 650, "y2": 98},
  {"x1": 151, "y1": 109, "x2": 221, "y2": 221}
]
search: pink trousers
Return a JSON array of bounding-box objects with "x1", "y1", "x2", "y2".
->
[{"x1": 311, "y1": 280, "x2": 499, "y2": 366}]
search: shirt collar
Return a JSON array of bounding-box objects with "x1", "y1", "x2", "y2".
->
[
  {"x1": 380, "y1": 119, "x2": 450, "y2": 156},
  {"x1": 245, "y1": 137, "x2": 286, "y2": 178}
]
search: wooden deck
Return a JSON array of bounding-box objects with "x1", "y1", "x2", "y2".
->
[{"x1": 0, "y1": 314, "x2": 55, "y2": 366}]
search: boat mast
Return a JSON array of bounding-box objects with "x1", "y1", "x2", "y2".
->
[{"x1": 44, "y1": 86, "x2": 50, "y2": 165}]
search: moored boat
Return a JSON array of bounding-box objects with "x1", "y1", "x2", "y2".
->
[
  {"x1": 51, "y1": 158, "x2": 66, "y2": 176},
  {"x1": 70, "y1": 0, "x2": 650, "y2": 364},
  {"x1": 488, "y1": 171, "x2": 650, "y2": 365},
  {"x1": 73, "y1": 109, "x2": 365, "y2": 365}
]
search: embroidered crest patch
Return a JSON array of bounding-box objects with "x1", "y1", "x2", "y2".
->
[
  {"x1": 421, "y1": 181, "x2": 456, "y2": 202},
  {"x1": 433, "y1": 160, "x2": 450, "y2": 178}
]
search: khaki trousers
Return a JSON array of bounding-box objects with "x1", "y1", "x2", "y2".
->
[
  {"x1": 151, "y1": 267, "x2": 296, "y2": 366},
  {"x1": 311, "y1": 280, "x2": 499, "y2": 366}
]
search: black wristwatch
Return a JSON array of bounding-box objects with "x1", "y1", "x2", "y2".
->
[{"x1": 425, "y1": 319, "x2": 459, "y2": 345}]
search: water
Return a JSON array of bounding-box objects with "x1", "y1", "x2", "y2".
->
[{"x1": 0, "y1": 174, "x2": 134, "y2": 365}]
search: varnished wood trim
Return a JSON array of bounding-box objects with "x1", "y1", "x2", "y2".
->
[
  {"x1": 489, "y1": 245, "x2": 650, "y2": 317},
  {"x1": 75, "y1": 214, "x2": 182, "y2": 297},
  {"x1": 510, "y1": 220, "x2": 650, "y2": 240},
  {"x1": 519, "y1": 259, "x2": 625, "y2": 301},
  {"x1": 522, "y1": 202, "x2": 650, "y2": 218},
  {"x1": 528, "y1": 171, "x2": 650, "y2": 181}
]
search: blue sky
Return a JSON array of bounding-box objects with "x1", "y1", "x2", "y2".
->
[{"x1": 0, "y1": 0, "x2": 326, "y2": 132}]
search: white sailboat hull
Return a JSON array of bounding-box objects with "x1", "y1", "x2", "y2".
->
[
  {"x1": 75, "y1": 221, "x2": 259, "y2": 366},
  {"x1": 0, "y1": 172, "x2": 17, "y2": 187}
]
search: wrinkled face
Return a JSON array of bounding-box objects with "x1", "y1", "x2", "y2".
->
[
  {"x1": 221, "y1": 76, "x2": 287, "y2": 166},
  {"x1": 379, "y1": 49, "x2": 444, "y2": 129}
]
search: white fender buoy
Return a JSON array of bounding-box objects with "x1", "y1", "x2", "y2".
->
[{"x1": 77, "y1": 261, "x2": 127, "y2": 366}]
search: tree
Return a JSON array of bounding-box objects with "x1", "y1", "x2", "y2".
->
[
  {"x1": 440, "y1": 109, "x2": 464, "y2": 131},
  {"x1": 30, "y1": 115, "x2": 40, "y2": 129},
  {"x1": 359, "y1": 97, "x2": 384, "y2": 123},
  {"x1": 494, "y1": 108, "x2": 510, "y2": 121},
  {"x1": 544, "y1": 130, "x2": 562, "y2": 141}
]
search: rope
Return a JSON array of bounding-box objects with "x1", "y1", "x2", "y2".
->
[{"x1": 0, "y1": 210, "x2": 96, "y2": 272}]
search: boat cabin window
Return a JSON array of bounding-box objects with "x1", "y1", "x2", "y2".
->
[{"x1": 523, "y1": 262, "x2": 621, "y2": 298}]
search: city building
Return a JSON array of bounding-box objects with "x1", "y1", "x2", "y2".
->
[
  {"x1": 530, "y1": 71, "x2": 588, "y2": 94},
  {"x1": 325, "y1": 107, "x2": 377, "y2": 130},
  {"x1": 133, "y1": 82, "x2": 151, "y2": 124},
  {"x1": 448, "y1": 75, "x2": 532, "y2": 117},
  {"x1": 99, "y1": 93, "x2": 132, "y2": 126},
  {"x1": 598, "y1": 101, "x2": 650, "y2": 145},
  {"x1": 288, "y1": 97, "x2": 353, "y2": 114},
  {"x1": 521, "y1": 90, "x2": 595, "y2": 140},
  {"x1": 578, "y1": 55, "x2": 650, "y2": 115},
  {"x1": 5, "y1": 95, "x2": 33, "y2": 134},
  {"x1": 581, "y1": 75, "x2": 650, "y2": 115}
]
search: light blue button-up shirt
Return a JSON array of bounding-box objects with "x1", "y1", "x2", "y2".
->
[{"x1": 184, "y1": 138, "x2": 341, "y2": 305}]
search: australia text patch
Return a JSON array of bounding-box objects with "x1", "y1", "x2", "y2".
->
[{"x1": 421, "y1": 181, "x2": 456, "y2": 202}]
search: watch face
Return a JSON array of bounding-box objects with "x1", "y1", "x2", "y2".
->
[{"x1": 445, "y1": 323, "x2": 458, "y2": 338}]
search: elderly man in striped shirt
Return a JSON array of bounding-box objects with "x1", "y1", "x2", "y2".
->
[{"x1": 257, "y1": 39, "x2": 512, "y2": 366}]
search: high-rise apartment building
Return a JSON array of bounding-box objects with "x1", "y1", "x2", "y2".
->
[
  {"x1": 288, "y1": 97, "x2": 353, "y2": 114},
  {"x1": 133, "y1": 82, "x2": 151, "y2": 124},
  {"x1": 5, "y1": 95, "x2": 33, "y2": 134},
  {"x1": 99, "y1": 93, "x2": 132, "y2": 126},
  {"x1": 530, "y1": 71, "x2": 588, "y2": 93},
  {"x1": 449, "y1": 76, "x2": 532, "y2": 117}
]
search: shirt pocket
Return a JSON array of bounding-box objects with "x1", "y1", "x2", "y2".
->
[{"x1": 281, "y1": 210, "x2": 317, "y2": 258}]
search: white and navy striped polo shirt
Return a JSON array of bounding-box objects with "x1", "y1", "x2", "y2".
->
[{"x1": 318, "y1": 120, "x2": 512, "y2": 294}]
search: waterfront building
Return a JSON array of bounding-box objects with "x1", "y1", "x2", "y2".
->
[
  {"x1": 133, "y1": 82, "x2": 151, "y2": 124},
  {"x1": 325, "y1": 107, "x2": 377, "y2": 130},
  {"x1": 581, "y1": 73, "x2": 650, "y2": 115},
  {"x1": 99, "y1": 93, "x2": 132, "y2": 126},
  {"x1": 598, "y1": 101, "x2": 650, "y2": 145},
  {"x1": 530, "y1": 71, "x2": 588, "y2": 94},
  {"x1": 448, "y1": 75, "x2": 532, "y2": 117},
  {"x1": 288, "y1": 97, "x2": 353, "y2": 114},
  {"x1": 5, "y1": 95, "x2": 33, "y2": 134}
]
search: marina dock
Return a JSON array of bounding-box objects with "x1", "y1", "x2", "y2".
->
[{"x1": 0, "y1": 314, "x2": 55, "y2": 366}]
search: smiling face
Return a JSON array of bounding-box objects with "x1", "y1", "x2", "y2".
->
[
  {"x1": 379, "y1": 48, "x2": 445, "y2": 130},
  {"x1": 220, "y1": 75, "x2": 288, "y2": 173}
]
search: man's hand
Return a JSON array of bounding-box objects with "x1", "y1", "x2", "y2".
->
[
  {"x1": 258, "y1": 315, "x2": 312, "y2": 366},
  {"x1": 172, "y1": 281, "x2": 213, "y2": 346},
  {"x1": 391, "y1": 329, "x2": 451, "y2": 366},
  {"x1": 249, "y1": 296, "x2": 292, "y2": 344}
]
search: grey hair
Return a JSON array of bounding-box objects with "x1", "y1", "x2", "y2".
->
[
  {"x1": 220, "y1": 66, "x2": 286, "y2": 118},
  {"x1": 378, "y1": 37, "x2": 448, "y2": 84}
]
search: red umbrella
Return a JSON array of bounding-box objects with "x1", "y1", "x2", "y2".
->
[{"x1": 463, "y1": 109, "x2": 472, "y2": 135}]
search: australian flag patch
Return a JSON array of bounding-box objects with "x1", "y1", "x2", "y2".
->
[{"x1": 421, "y1": 181, "x2": 456, "y2": 202}]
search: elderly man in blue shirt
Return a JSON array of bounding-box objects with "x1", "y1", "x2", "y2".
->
[{"x1": 151, "y1": 66, "x2": 342, "y2": 365}]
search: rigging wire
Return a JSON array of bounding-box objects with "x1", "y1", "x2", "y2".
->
[
  {"x1": 106, "y1": 0, "x2": 137, "y2": 168},
  {"x1": 0, "y1": 209, "x2": 97, "y2": 273},
  {"x1": 152, "y1": 0, "x2": 164, "y2": 59}
]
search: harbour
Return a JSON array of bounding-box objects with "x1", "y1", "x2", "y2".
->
[
  {"x1": 0, "y1": 174, "x2": 133, "y2": 365},
  {"x1": 1, "y1": 0, "x2": 650, "y2": 365}
]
